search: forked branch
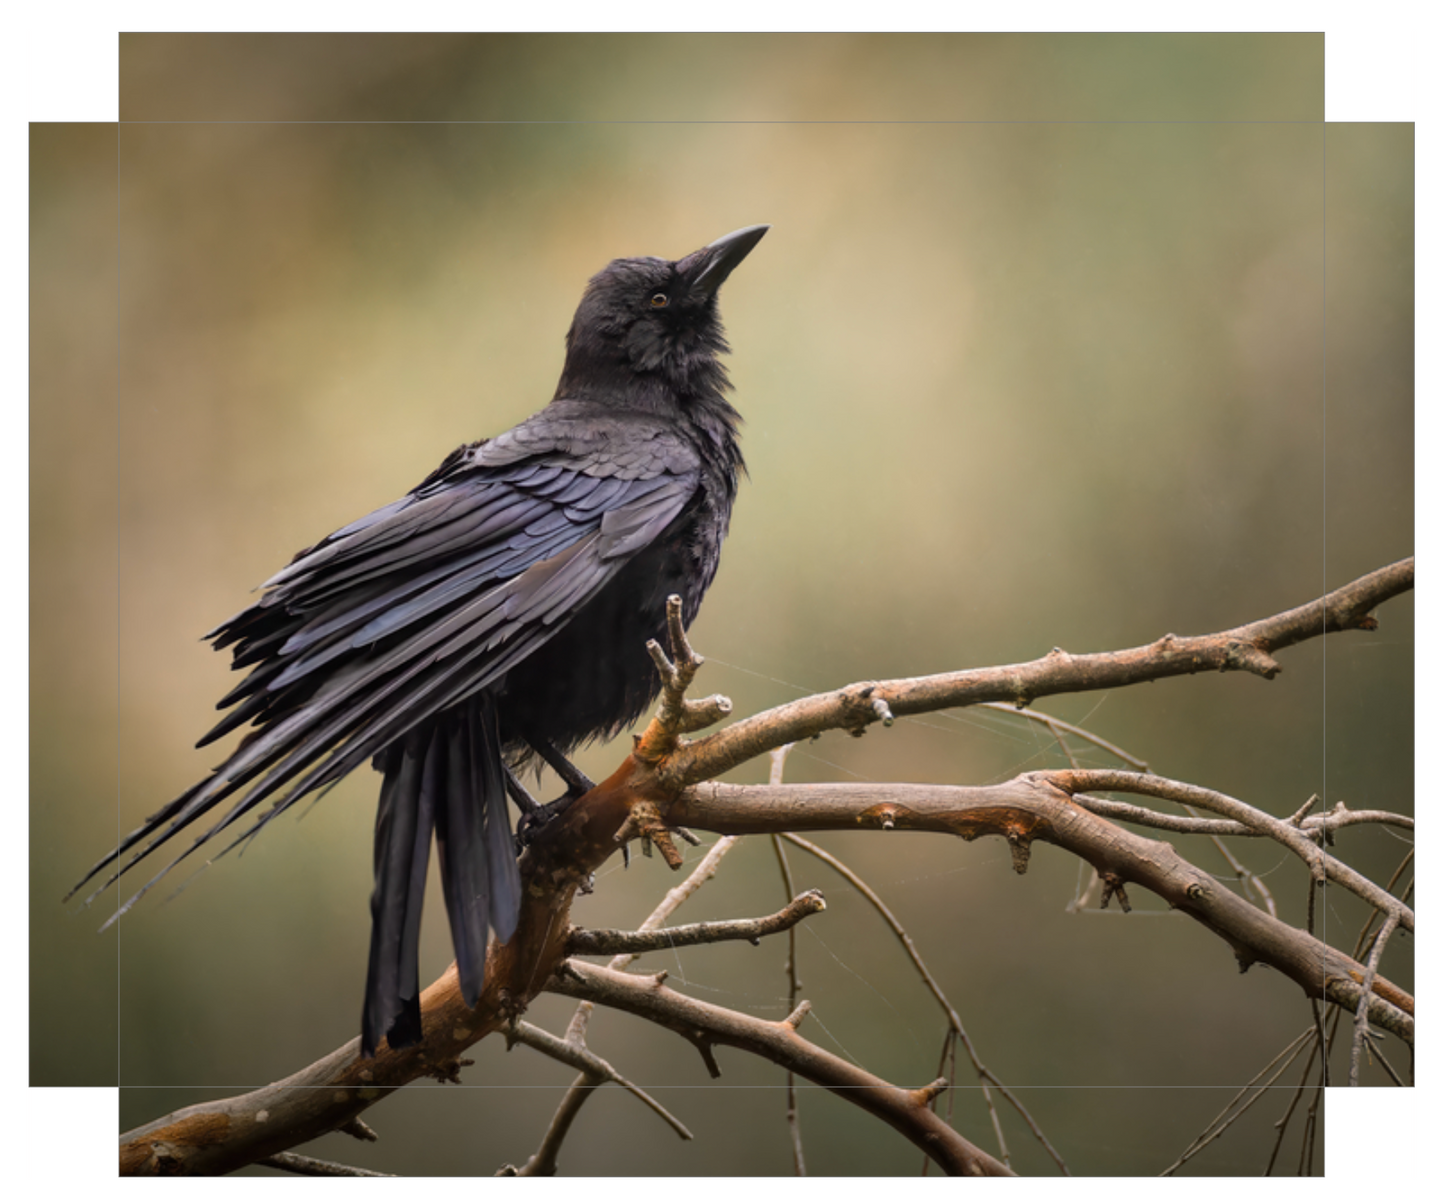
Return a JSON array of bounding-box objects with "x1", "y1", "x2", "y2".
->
[
  {"x1": 117, "y1": 559, "x2": 1413, "y2": 1175},
  {"x1": 546, "y1": 960, "x2": 1013, "y2": 1176}
]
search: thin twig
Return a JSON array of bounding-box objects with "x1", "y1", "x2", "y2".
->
[
  {"x1": 780, "y1": 832, "x2": 1067, "y2": 1175},
  {"x1": 502, "y1": 1076, "x2": 599, "y2": 1177},
  {"x1": 257, "y1": 1151, "x2": 394, "y2": 1177},
  {"x1": 1070, "y1": 796, "x2": 1413, "y2": 840},
  {"x1": 508, "y1": 1021, "x2": 692, "y2": 1140},
  {"x1": 1264, "y1": 1031, "x2": 1324, "y2": 1176},
  {"x1": 1348, "y1": 910, "x2": 1400, "y2": 1086},
  {"x1": 1161, "y1": 1028, "x2": 1316, "y2": 1175},
  {"x1": 532, "y1": 826, "x2": 748, "y2": 1168},
  {"x1": 549, "y1": 959, "x2": 1014, "y2": 1177},
  {"x1": 980, "y1": 701, "x2": 1150, "y2": 771},
  {"x1": 567, "y1": 830, "x2": 744, "y2": 1048},
  {"x1": 664, "y1": 559, "x2": 1413, "y2": 787},
  {"x1": 1060, "y1": 772, "x2": 1414, "y2": 932},
  {"x1": 768, "y1": 743, "x2": 807, "y2": 1177},
  {"x1": 567, "y1": 891, "x2": 825, "y2": 956},
  {"x1": 634, "y1": 594, "x2": 733, "y2": 762}
]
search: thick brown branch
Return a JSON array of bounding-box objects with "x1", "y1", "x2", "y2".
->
[
  {"x1": 668, "y1": 776, "x2": 1413, "y2": 1041},
  {"x1": 117, "y1": 560, "x2": 1412, "y2": 1173},
  {"x1": 546, "y1": 960, "x2": 1014, "y2": 1177},
  {"x1": 118, "y1": 755, "x2": 663, "y2": 1176},
  {"x1": 1056, "y1": 771, "x2": 1414, "y2": 932},
  {"x1": 661, "y1": 558, "x2": 1413, "y2": 786}
]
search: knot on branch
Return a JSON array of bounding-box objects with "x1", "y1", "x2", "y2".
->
[
  {"x1": 841, "y1": 683, "x2": 894, "y2": 736},
  {"x1": 336, "y1": 1117, "x2": 378, "y2": 1143},
  {"x1": 549, "y1": 959, "x2": 586, "y2": 987},
  {"x1": 909, "y1": 1078, "x2": 951, "y2": 1108},
  {"x1": 614, "y1": 800, "x2": 685, "y2": 869},
  {"x1": 633, "y1": 595, "x2": 733, "y2": 765},
  {"x1": 862, "y1": 802, "x2": 907, "y2": 831},
  {"x1": 1221, "y1": 638, "x2": 1282, "y2": 679},
  {"x1": 1151, "y1": 632, "x2": 1184, "y2": 657}
]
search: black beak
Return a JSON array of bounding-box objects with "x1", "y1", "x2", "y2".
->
[{"x1": 683, "y1": 224, "x2": 770, "y2": 299}]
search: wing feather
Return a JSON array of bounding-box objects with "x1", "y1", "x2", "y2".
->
[{"x1": 70, "y1": 431, "x2": 699, "y2": 910}]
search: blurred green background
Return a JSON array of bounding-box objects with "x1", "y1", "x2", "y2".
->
[{"x1": 31, "y1": 33, "x2": 1413, "y2": 1176}]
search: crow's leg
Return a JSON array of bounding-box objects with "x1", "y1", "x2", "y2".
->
[
  {"x1": 504, "y1": 765, "x2": 542, "y2": 815},
  {"x1": 505, "y1": 766, "x2": 543, "y2": 851},
  {"x1": 526, "y1": 736, "x2": 597, "y2": 798},
  {"x1": 514, "y1": 734, "x2": 600, "y2": 848}
]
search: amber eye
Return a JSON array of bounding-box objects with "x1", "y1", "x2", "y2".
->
[{"x1": 650, "y1": 292, "x2": 669, "y2": 309}]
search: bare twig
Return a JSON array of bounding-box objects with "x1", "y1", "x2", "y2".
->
[
  {"x1": 1162, "y1": 1028, "x2": 1317, "y2": 1175},
  {"x1": 1071, "y1": 796, "x2": 1412, "y2": 840},
  {"x1": 499, "y1": 1077, "x2": 597, "y2": 1178},
  {"x1": 660, "y1": 559, "x2": 1413, "y2": 787},
  {"x1": 980, "y1": 701, "x2": 1150, "y2": 771},
  {"x1": 567, "y1": 891, "x2": 826, "y2": 955},
  {"x1": 1300, "y1": 1062, "x2": 1324, "y2": 1173},
  {"x1": 257, "y1": 1151, "x2": 394, "y2": 1177},
  {"x1": 1264, "y1": 1033, "x2": 1323, "y2": 1176},
  {"x1": 507, "y1": 1021, "x2": 692, "y2": 1141},
  {"x1": 116, "y1": 560, "x2": 1413, "y2": 1175},
  {"x1": 1058, "y1": 771, "x2": 1414, "y2": 933},
  {"x1": 780, "y1": 833, "x2": 1066, "y2": 1175},
  {"x1": 547, "y1": 959, "x2": 1014, "y2": 1176},
  {"x1": 1348, "y1": 911, "x2": 1401, "y2": 1086},
  {"x1": 633, "y1": 594, "x2": 733, "y2": 763},
  {"x1": 337, "y1": 1116, "x2": 377, "y2": 1142},
  {"x1": 766, "y1": 744, "x2": 808, "y2": 1176}
]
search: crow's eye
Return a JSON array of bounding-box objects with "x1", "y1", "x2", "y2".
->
[{"x1": 650, "y1": 293, "x2": 669, "y2": 309}]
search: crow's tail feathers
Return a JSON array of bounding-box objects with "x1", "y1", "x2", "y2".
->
[{"x1": 361, "y1": 693, "x2": 521, "y2": 1056}]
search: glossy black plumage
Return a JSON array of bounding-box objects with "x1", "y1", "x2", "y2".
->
[{"x1": 70, "y1": 225, "x2": 768, "y2": 1054}]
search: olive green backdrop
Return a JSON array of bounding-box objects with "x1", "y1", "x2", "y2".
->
[{"x1": 31, "y1": 33, "x2": 1412, "y2": 1176}]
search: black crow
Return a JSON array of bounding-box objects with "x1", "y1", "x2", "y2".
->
[{"x1": 71, "y1": 224, "x2": 769, "y2": 1054}]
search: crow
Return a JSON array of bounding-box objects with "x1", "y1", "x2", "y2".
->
[{"x1": 70, "y1": 224, "x2": 769, "y2": 1054}]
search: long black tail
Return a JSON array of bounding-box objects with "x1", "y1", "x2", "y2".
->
[{"x1": 362, "y1": 693, "x2": 520, "y2": 1055}]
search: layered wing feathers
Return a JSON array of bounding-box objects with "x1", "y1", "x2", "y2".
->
[{"x1": 69, "y1": 416, "x2": 700, "y2": 915}]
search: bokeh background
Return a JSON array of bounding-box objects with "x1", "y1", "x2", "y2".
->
[{"x1": 31, "y1": 33, "x2": 1413, "y2": 1176}]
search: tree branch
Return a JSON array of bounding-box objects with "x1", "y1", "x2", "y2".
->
[
  {"x1": 658, "y1": 557, "x2": 1413, "y2": 787},
  {"x1": 1056, "y1": 770, "x2": 1414, "y2": 932},
  {"x1": 116, "y1": 560, "x2": 1412, "y2": 1173},
  {"x1": 779, "y1": 832, "x2": 1068, "y2": 1175},
  {"x1": 667, "y1": 775, "x2": 1414, "y2": 1040},
  {"x1": 546, "y1": 960, "x2": 1014, "y2": 1177},
  {"x1": 505, "y1": 1020, "x2": 692, "y2": 1141},
  {"x1": 567, "y1": 890, "x2": 826, "y2": 955}
]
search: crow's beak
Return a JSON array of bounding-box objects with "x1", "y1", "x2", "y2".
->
[{"x1": 684, "y1": 224, "x2": 770, "y2": 298}]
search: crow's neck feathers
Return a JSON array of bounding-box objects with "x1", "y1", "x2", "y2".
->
[{"x1": 554, "y1": 256, "x2": 745, "y2": 482}]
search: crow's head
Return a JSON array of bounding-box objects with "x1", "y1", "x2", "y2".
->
[{"x1": 557, "y1": 225, "x2": 768, "y2": 403}]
